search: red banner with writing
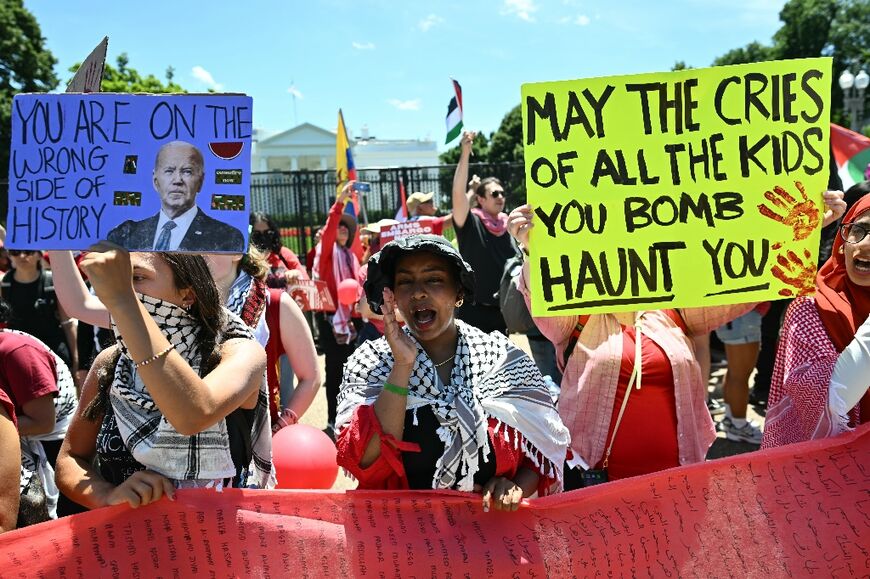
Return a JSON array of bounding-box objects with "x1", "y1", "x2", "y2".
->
[{"x1": 1, "y1": 425, "x2": 868, "y2": 577}]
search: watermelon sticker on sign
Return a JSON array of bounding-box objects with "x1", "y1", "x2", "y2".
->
[
  {"x1": 7, "y1": 93, "x2": 253, "y2": 253},
  {"x1": 208, "y1": 142, "x2": 244, "y2": 161}
]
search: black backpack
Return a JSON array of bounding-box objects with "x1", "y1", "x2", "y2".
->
[{"x1": 498, "y1": 255, "x2": 536, "y2": 334}]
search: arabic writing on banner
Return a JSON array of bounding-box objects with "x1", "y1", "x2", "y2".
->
[
  {"x1": 7, "y1": 93, "x2": 252, "y2": 252},
  {"x1": 1, "y1": 424, "x2": 867, "y2": 578},
  {"x1": 522, "y1": 58, "x2": 832, "y2": 316}
]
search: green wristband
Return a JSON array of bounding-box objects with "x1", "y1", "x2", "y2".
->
[{"x1": 383, "y1": 382, "x2": 409, "y2": 396}]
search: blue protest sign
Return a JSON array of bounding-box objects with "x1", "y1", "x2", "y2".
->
[{"x1": 7, "y1": 93, "x2": 252, "y2": 252}]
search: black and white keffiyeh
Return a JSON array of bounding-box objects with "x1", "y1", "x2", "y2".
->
[
  {"x1": 110, "y1": 294, "x2": 274, "y2": 488},
  {"x1": 336, "y1": 320, "x2": 569, "y2": 492}
]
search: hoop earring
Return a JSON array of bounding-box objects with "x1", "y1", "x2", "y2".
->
[{"x1": 455, "y1": 297, "x2": 464, "y2": 308}]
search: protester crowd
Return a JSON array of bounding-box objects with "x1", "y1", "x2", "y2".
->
[{"x1": 0, "y1": 128, "x2": 867, "y2": 533}]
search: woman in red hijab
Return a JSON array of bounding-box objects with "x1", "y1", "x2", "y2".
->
[{"x1": 763, "y1": 193, "x2": 870, "y2": 448}]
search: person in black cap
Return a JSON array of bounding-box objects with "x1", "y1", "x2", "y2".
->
[{"x1": 335, "y1": 234, "x2": 569, "y2": 510}]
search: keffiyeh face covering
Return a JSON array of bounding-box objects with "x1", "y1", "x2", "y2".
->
[{"x1": 109, "y1": 293, "x2": 273, "y2": 487}]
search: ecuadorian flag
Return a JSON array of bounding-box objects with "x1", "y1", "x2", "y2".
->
[
  {"x1": 336, "y1": 109, "x2": 360, "y2": 218},
  {"x1": 831, "y1": 123, "x2": 870, "y2": 189}
]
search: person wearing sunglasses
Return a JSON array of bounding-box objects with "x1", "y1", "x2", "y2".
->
[
  {"x1": 0, "y1": 250, "x2": 77, "y2": 373},
  {"x1": 450, "y1": 131, "x2": 518, "y2": 335},
  {"x1": 763, "y1": 193, "x2": 870, "y2": 448}
]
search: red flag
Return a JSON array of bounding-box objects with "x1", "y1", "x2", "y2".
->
[{"x1": 395, "y1": 177, "x2": 408, "y2": 220}]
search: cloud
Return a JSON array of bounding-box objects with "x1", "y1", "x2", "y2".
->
[
  {"x1": 419, "y1": 14, "x2": 444, "y2": 31},
  {"x1": 287, "y1": 86, "x2": 303, "y2": 99},
  {"x1": 559, "y1": 13, "x2": 590, "y2": 25},
  {"x1": 352, "y1": 41, "x2": 376, "y2": 50},
  {"x1": 387, "y1": 98, "x2": 421, "y2": 111},
  {"x1": 501, "y1": 0, "x2": 538, "y2": 22},
  {"x1": 192, "y1": 66, "x2": 223, "y2": 90}
]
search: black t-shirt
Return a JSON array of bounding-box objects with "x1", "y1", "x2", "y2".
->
[
  {"x1": 1, "y1": 270, "x2": 67, "y2": 362},
  {"x1": 402, "y1": 405, "x2": 495, "y2": 489},
  {"x1": 455, "y1": 213, "x2": 518, "y2": 307}
]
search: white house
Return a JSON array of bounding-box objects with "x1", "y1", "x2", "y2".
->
[{"x1": 252, "y1": 123, "x2": 439, "y2": 173}]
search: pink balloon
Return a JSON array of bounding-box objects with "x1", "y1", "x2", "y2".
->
[
  {"x1": 272, "y1": 424, "x2": 338, "y2": 489},
  {"x1": 337, "y1": 278, "x2": 360, "y2": 306}
]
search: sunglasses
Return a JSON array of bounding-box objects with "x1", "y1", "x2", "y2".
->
[
  {"x1": 489, "y1": 190, "x2": 506, "y2": 199},
  {"x1": 8, "y1": 250, "x2": 37, "y2": 257}
]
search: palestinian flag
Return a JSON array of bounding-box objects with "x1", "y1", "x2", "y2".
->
[
  {"x1": 831, "y1": 123, "x2": 870, "y2": 189},
  {"x1": 445, "y1": 79, "x2": 463, "y2": 144}
]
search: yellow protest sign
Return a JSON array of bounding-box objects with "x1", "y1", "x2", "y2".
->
[{"x1": 522, "y1": 57, "x2": 832, "y2": 316}]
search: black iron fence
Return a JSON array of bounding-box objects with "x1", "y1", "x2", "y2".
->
[
  {"x1": 0, "y1": 162, "x2": 527, "y2": 254},
  {"x1": 250, "y1": 162, "x2": 526, "y2": 256}
]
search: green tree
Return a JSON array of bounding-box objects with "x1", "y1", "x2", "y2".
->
[
  {"x1": 69, "y1": 53, "x2": 187, "y2": 94},
  {"x1": 488, "y1": 105, "x2": 524, "y2": 164},
  {"x1": 0, "y1": 0, "x2": 59, "y2": 180},
  {"x1": 774, "y1": 0, "x2": 837, "y2": 59},
  {"x1": 712, "y1": 41, "x2": 776, "y2": 66},
  {"x1": 439, "y1": 130, "x2": 489, "y2": 164}
]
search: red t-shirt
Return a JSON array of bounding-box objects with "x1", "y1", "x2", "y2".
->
[
  {"x1": 597, "y1": 323, "x2": 680, "y2": 480},
  {"x1": 0, "y1": 389, "x2": 17, "y2": 429},
  {"x1": 0, "y1": 331, "x2": 58, "y2": 416}
]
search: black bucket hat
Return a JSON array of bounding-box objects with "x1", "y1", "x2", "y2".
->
[{"x1": 364, "y1": 234, "x2": 476, "y2": 315}]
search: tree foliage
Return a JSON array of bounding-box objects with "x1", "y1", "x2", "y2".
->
[
  {"x1": 488, "y1": 105, "x2": 524, "y2": 164},
  {"x1": 712, "y1": 41, "x2": 776, "y2": 66},
  {"x1": 69, "y1": 53, "x2": 187, "y2": 94},
  {"x1": 0, "y1": 0, "x2": 59, "y2": 180}
]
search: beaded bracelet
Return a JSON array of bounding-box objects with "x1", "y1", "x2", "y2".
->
[
  {"x1": 383, "y1": 382, "x2": 409, "y2": 396},
  {"x1": 135, "y1": 344, "x2": 175, "y2": 369}
]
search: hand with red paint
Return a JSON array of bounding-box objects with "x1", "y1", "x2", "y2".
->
[
  {"x1": 770, "y1": 244, "x2": 817, "y2": 297},
  {"x1": 757, "y1": 181, "x2": 821, "y2": 240}
]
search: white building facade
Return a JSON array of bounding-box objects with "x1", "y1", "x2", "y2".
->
[{"x1": 252, "y1": 124, "x2": 439, "y2": 173}]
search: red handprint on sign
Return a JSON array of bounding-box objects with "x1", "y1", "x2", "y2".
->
[
  {"x1": 757, "y1": 181, "x2": 820, "y2": 241},
  {"x1": 770, "y1": 243, "x2": 817, "y2": 297}
]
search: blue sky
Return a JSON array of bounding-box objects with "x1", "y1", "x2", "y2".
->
[{"x1": 26, "y1": 0, "x2": 786, "y2": 150}]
